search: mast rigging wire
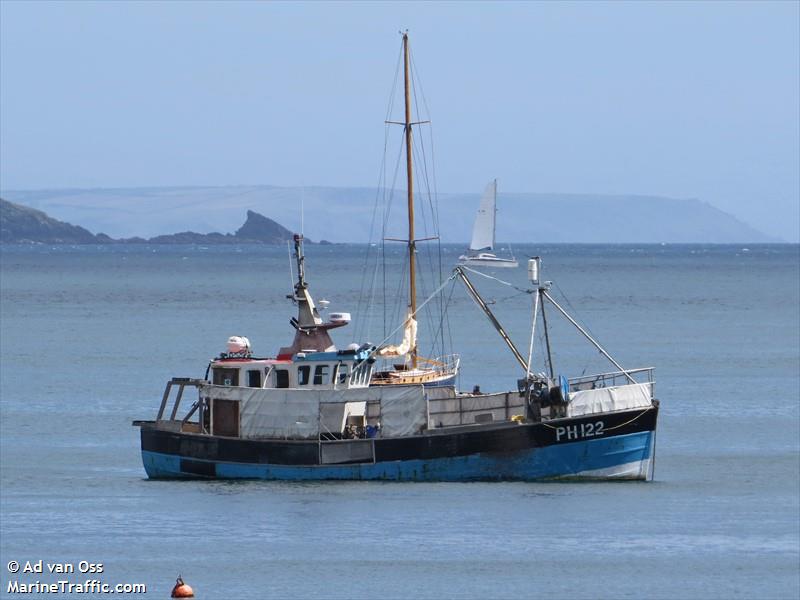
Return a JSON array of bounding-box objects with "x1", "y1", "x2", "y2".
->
[
  {"x1": 356, "y1": 40, "x2": 404, "y2": 342},
  {"x1": 359, "y1": 33, "x2": 453, "y2": 363}
]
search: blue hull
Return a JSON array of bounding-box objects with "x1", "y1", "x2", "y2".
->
[{"x1": 141, "y1": 430, "x2": 654, "y2": 482}]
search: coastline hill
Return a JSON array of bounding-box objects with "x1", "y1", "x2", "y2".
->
[
  {"x1": 0, "y1": 198, "x2": 112, "y2": 244},
  {"x1": 142, "y1": 210, "x2": 297, "y2": 244},
  {"x1": 0, "y1": 199, "x2": 298, "y2": 244},
  {"x1": 0, "y1": 185, "x2": 779, "y2": 243}
]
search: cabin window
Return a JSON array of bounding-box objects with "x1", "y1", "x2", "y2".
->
[
  {"x1": 213, "y1": 367, "x2": 239, "y2": 386},
  {"x1": 313, "y1": 364, "x2": 330, "y2": 385},
  {"x1": 337, "y1": 364, "x2": 349, "y2": 384},
  {"x1": 298, "y1": 365, "x2": 311, "y2": 386},
  {"x1": 247, "y1": 370, "x2": 261, "y2": 388},
  {"x1": 275, "y1": 369, "x2": 289, "y2": 389}
]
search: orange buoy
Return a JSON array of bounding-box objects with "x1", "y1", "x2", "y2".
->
[{"x1": 171, "y1": 575, "x2": 194, "y2": 598}]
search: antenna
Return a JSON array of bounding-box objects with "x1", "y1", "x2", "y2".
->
[
  {"x1": 300, "y1": 184, "x2": 305, "y2": 236},
  {"x1": 492, "y1": 178, "x2": 497, "y2": 250},
  {"x1": 287, "y1": 240, "x2": 296, "y2": 300}
]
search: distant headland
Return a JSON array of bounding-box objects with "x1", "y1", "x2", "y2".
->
[
  {"x1": 0, "y1": 198, "x2": 332, "y2": 245},
  {"x1": 0, "y1": 185, "x2": 781, "y2": 243}
]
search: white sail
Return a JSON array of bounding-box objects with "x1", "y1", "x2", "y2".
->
[
  {"x1": 469, "y1": 179, "x2": 497, "y2": 251},
  {"x1": 377, "y1": 314, "x2": 418, "y2": 358}
]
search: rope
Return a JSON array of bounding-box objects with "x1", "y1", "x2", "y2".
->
[
  {"x1": 552, "y1": 281, "x2": 600, "y2": 345},
  {"x1": 410, "y1": 48, "x2": 446, "y2": 359},
  {"x1": 356, "y1": 41, "x2": 403, "y2": 342},
  {"x1": 358, "y1": 36, "x2": 453, "y2": 366},
  {"x1": 366, "y1": 271, "x2": 458, "y2": 361},
  {"x1": 406, "y1": 42, "x2": 451, "y2": 362},
  {"x1": 460, "y1": 265, "x2": 534, "y2": 294}
]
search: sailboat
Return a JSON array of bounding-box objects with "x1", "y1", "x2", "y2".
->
[
  {"x1": 368, "y1": 32, "x2": 459, "y2": 388},
  {"x1": 132, "y1": 33, "x2": 659, "y2": 481},
  {"x1": 458, "y1": 179, "x2": 518, "y2": 268}
]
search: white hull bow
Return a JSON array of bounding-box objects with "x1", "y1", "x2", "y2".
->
[{"x1": 458, "y1": 253, "x2": 519, "y2": 268}]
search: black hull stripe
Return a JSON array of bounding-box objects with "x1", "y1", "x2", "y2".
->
[{"x1": 141, "y1": 407, "x2": 658, "y2": 466}]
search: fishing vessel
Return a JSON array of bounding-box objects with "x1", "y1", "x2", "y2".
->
[
  {"x1": 459, "y1": 179, "x2": 518, "y2": 268},
  {"x1": 133, "y1": 33, "x2": 659, "y2": 481}
]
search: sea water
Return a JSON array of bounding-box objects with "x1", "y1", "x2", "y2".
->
[{"x1": 1, "y1": 244, "x2": 798, "y2": 599}]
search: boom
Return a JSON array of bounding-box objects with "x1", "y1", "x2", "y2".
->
[{"x1": 453, "y1": 266, "x2": 528, "y2": 371}]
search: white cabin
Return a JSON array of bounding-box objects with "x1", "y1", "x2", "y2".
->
[{"x1": 208, "y1": 347, "x2": 375, "y2": 391}]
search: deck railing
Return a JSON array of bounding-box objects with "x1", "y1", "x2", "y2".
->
[
  {"x1": 417, "y1": 354, "x2": 461, "y2": 375},
  {"x1": 568, "y1": 367, "x2": 655, "y2": 397}
]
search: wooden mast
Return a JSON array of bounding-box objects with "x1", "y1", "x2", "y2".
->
[{"x1": 402, "y1": 32, "x2": 418, "y2": 368}]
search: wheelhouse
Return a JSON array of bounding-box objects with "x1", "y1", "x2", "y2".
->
[{"x1": 208, "y1": 346, "x2": 375, "y2": 391}]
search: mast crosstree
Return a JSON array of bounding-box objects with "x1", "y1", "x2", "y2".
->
[
  {"x1": 384, "y1": 32, "x2": 432, "y2": 368},
  {"x1": 372, "y1": 31, "x2": 457, "y2": 387}
]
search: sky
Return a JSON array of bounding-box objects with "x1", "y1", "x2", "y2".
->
[{"x1": 1, "y1": 1, "x2": 798, "y2": 241}]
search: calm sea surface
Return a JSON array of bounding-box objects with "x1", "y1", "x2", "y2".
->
[{"x1": 1, "y1": 244, "x2": 798, "y2": 599}]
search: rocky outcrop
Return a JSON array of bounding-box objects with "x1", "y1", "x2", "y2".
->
[
  {"x1": 0, "y1": 198, "x2": 300, "y2": 245},
  {"x1": 132, "y1": 211, "x2": 298, "y2": 244},
  {"x1": 234, "y1": 210, "x2": 295, "y2": 243}
]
